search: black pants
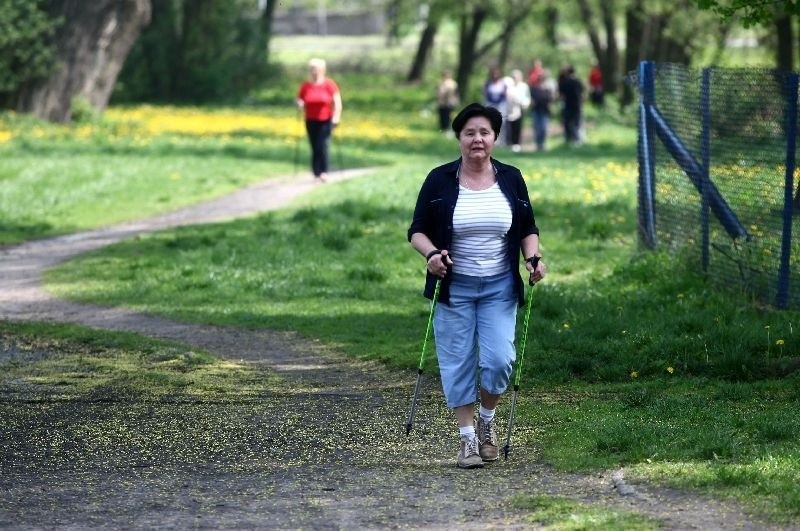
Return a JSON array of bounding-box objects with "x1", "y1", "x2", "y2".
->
[
  {"x1": 562, "y1": 107, "x2": 581, "y2": 142},
  {"x1": 438, "y1": 105, "x2": 453, "y2": 132},
  {"x1": 507, "y1": 118, "x2": 523, "y2": 146},
  {"x1": 305, "y1": 119, "x2": 333, "y2": 176}
]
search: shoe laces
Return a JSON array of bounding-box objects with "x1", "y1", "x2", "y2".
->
[
  {"x1": 463, "y1": 436, "x2": 480, "y2": 457},
  {"x1": 479, "y1": 418, "x2": 496, "y2": 444}
]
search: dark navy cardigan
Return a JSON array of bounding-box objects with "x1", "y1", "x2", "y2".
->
[{"x1": 407, "y1": 158, "x2": 539, "y2": 306}]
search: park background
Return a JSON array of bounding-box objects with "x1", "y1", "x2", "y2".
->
[{"x1": 1, "y1": 0, "x2": 799, "y2": 527}]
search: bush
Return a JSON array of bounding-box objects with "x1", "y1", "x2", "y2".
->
[
  {"x1": 113, "y1": 0, "x2": 269, "y2": 104},
  {"x1": 0, "y1": 0, "x2": 59, "y2": 105}
]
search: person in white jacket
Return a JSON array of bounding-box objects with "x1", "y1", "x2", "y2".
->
[{"x1": 505, "y1": 69, "x2": 531, "y2": 152}]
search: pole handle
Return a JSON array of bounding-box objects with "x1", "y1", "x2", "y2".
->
[{"x1": 527, "y1": 255, "x2": 541, "y2": 285}]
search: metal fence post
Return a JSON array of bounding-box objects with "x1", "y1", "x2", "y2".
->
[
  {"x1": 777, "y1": 72, "x2": 798, "y2": 309},
  {"x1": 638, "y1": 61, "x2": 657, "y2": 248},
  {"x1": 700, "y1": 68, "x2": 711, "y2": 272}
]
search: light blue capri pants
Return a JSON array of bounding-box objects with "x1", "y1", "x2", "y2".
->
[{"x1": 433, "y1": 270, "x2": 518, "y2": 408}]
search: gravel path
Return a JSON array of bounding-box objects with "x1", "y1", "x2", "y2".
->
[{"x1": 0, "y1": 170, "x2": 788, "y2": 529}]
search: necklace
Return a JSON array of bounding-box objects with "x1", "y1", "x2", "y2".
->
[{"x1": 457, "y1": 162, "x2": 497, "y2": 191}]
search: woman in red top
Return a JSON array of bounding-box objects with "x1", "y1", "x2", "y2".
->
[
  {"x1": 296, "y1": 58, "x2": 342, "y2": 182},
  {"x1": 588, "y1": 62, "x2": 604, "y2": 107}
]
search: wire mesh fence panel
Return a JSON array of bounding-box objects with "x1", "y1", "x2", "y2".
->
[
  {"x1": 636, "y1": 62, "x2": 800, "y2": 309},
  {"x1": 652, "y1": 65, "x2": 704, "y2": 255}
]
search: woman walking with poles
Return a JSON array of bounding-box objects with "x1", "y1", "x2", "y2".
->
[
  {"x1": 408, "y1": 103, "x2": 546, "y2": 469},
  {"x1": 296, "y1": 57, "x2": 342, "y2": 182}
]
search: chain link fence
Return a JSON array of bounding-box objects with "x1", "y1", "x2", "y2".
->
[{"x1": 634, "y1": 62, "x2": 799, "y2": 310}]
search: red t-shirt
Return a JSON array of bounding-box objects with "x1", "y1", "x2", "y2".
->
[
  {"x1": 297, "y1": 79, "x2": 339, "y2": 121},
  {"x1": 588, "y1": 67, "x2": 602, "y2": 89},
  {"x1": 527, "y1": 66, "x2": 543, "y2": 86}
]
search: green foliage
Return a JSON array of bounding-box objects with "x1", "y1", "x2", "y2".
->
[
  {"x1": 0, "y1": 320, "x2": 226, "y2": 397},
  {"x1": 39, "y1": 116, "x2": 798, "y2": 383},
  {"x1": 4, "y1": 69, "x2": 800, "y2": 523},
  {"x1": 695, "y1": 0, "x2": 800, "y2": 27},
  {"x1": 0, "y1": 0, "x2": 58, "y2": 100},
  {"x1": 114, "y1": 0, "x2": 270, "y2": 103},
  {"x1": 511, "y1": 495, "x2": 662, "y2": 529},
  {"x1": 525, "y1": 379, "x2": 800, "y2": 521},
  {"x1": 0, "y1": 109, "x2": 303, "y2": 245},
  {"x1": 69, "y1": 95, "x2": 100, "y2": 123}
]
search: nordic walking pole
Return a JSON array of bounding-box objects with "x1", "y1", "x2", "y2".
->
[
  {"x1": 332, "y1": 124, "x2": 343, "y2": 171},
  {"x1": 406, "y1": 279, "x2": 441, "y2": 436},
  {"x1": 293, "y1": 107, "x2": 303, "y2": 177},
  {"x1": 503, "y1": 256, "x2": 539, "y2": 459}
]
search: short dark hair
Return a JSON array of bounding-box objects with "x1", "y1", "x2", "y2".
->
[{"x1": 451, "y1": 103, "x2": 502, "y2": 139}]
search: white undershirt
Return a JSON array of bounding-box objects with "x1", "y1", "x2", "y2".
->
[{"x1": 451, "y1": 182, "x2": 512, "y2": 277}]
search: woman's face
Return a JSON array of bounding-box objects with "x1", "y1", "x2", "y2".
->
[
  {"x1": 458, "y1": 116, "x2": 496, "y2": 162},
  {"x1": 309, "y1": 65, "x2": 324, "y2": 80}
]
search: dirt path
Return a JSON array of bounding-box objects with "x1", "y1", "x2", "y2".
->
[{"x1": 0, "y1": 170, "x2": 786, "y2": 529}]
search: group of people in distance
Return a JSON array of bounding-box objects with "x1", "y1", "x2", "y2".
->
[
  {"x1": 295, "y1": 56, "x2": 605, "y2": 183},
  {"x1": 437, "y1": 59, "x2": 604, "y2": 152}
]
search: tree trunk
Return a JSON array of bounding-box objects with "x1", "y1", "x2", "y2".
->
[
  {"x1": 473, "y1": 2, "x2": 535, "y2": 71},
  {"x1": 578, "y1": 0, "x2": 621, "y2": 94},
  {"x1": 455, "y1": 2, "x2": 535, "y2": 101},
  {"x1": 649, "y1": 9, "x2": 692, "y2": 65},
  {"x1": 544, "y1": 7, "x2": 558, "y2": 47},
  {"x1": 775, "y1": 14, "x2": 793, "y2": 71},
  {"x1": 385, "y1": 0, "x2": 402, "y2": 47},
  {"x1": 576, "y1": 0, "x2": 606, "y2": 67},
  {"x1": 263, "y1": 0, "x2": 277, "y2": 65},
  {"x1": 709, "y1": 18, "x2": 735, "y2": 66},
  {"x1": 620, "y1": 0, "x2": 644, "y2": 109},
  {"x1": 14, "y1": 0, "x2": 151, "y2": 123},
  {"x1": 456, "y1": 6, "x2": 488, "y2": 102},
  {"x1": 407, "y1": 20, "x2": 438, "y2": 82},
  {"x1": 498, "y1": 26, "x2": 512, "y2": 72},
  {"x1": 795, "y1": 15, "x2": 800, "y2": 209},
  {"x1": 600, "y1": 0, "x2": 619, "y2": 93}
]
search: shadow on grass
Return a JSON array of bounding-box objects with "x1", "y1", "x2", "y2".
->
[{"x1": 0, "y1": 220, "x2": 59, "y2": 248}]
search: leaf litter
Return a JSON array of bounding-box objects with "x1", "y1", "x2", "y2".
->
[{"x1": 0, "y1": 171, "x2": 787, "y2": 530}]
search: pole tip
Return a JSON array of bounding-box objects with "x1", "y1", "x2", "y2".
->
[
  {"x1": 503, "y1": 444, "x2": 510, "y2": 460},
  {"x1": 405, "y1": 423, "x2": 412, "y2": 436}
]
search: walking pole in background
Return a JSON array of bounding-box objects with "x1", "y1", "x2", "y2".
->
[
  {"x1": 332, "y1": 123, "x2": 343, "y2": 172},
  {"x1": 405, "y1": 279, "x2": 441, "y2": 436},
  {"x1": 503, "y1": 256, "x2": 539, "y2": 460},
  {"x1": 293, "y1": 108, "x2": 303, "y2": 177}
]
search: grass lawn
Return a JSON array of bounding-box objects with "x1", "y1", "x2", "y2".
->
[{"x1": 2, "y1": 73, "x2": 799, "y2": 524}]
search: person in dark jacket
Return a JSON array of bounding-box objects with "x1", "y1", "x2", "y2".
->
[
  {"x1": 557, "y1": 64, "x2": 584, "y2": 146},
  {"x1": 530, "y1": 69, "x2": 555, "y2": 151},
  {"x1": 407, "y1": 102, "x2": 546, "y2": 469}
]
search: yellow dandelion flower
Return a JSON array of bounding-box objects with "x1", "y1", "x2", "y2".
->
[
  {"x1": 630, "y1": 371, "x2": 638, "y2": 378},
  {"x1": 563, "y1": 323, "x2": 570, "y2": 329},
  {"x1": 776, "y1": 339, "x2": 785, "y2": 345},
  {"x1": 667, "y1": 366, "x2": 675, "y2": 374}
]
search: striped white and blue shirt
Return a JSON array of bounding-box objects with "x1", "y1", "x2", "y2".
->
[{"x1": 451, "y1": 182, "x2": 512, "y2": 277}]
